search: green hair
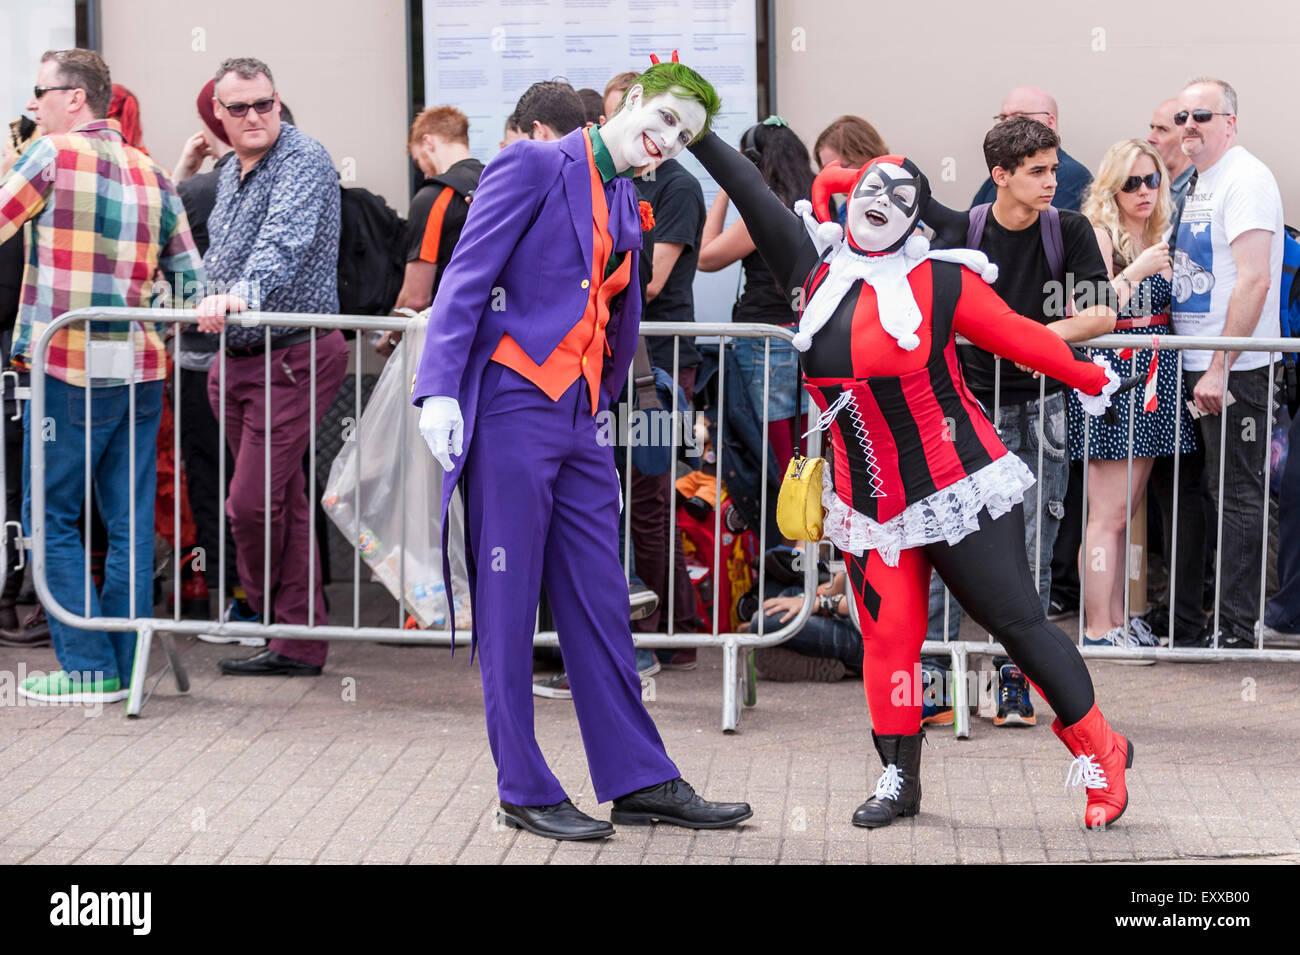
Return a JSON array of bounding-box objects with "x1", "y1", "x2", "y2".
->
[{"x1": 618, "y1": 62, "x2": 722, "y2": 141}]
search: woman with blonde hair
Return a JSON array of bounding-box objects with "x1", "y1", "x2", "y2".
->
[{"x1": 1068, "y1": 138, "x2": 1197, "y2": 657}]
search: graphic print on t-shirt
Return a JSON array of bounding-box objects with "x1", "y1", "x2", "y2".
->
[{"x1": 1172, "y1": 219, "x2": 1216, "y2": 310}]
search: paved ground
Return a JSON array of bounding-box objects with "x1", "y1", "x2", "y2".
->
[{"x1": 2, "y1": 591, "x2": 1298, "y2": 865}]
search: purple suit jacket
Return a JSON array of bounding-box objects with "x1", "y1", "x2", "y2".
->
[{"x1": 411, "y1": 127, "x2": 644, "y2": 642}]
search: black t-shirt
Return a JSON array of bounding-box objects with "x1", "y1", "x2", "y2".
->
[
  {"x1": 176, "y1": 151, "x2": 236, "y2": 257},
  {"x1": 734, "y1": 247, "x2": 791, "y2": 325},
  {"x1": 405, "y1": 158, "x2": 484, "y2": 303},
  {"x1": 634, "y1": 158, "x2": 704, "y2": 370},
  {"x1": 0, "y1": 232, "x2": 23, "y2": 336},
  {"x1": 937, "y1": 207, "x2": 1109, "y2": 405}
]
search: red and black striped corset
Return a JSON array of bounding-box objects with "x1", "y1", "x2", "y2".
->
[{"x1": 800, "y1": 259, "x2": 1009, "y2": 524}]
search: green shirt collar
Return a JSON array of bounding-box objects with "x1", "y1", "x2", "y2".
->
[{"x1": 588, "y1": 125, "x2": 633, "y2": 182}]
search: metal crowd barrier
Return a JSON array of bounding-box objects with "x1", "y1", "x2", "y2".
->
[
  {"x1": 23, "y1": 309, "x2": 816, "y2": 730},
  {"x1": 925, "y1": 333, "x2": 1300, "y2": 738}
]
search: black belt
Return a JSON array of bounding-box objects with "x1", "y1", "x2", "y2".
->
[{"x1": 225, "y1": 328, "x2": 322, "y2": 359}]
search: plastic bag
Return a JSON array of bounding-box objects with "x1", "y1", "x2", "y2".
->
[{"x1": 322, "y1": 317, "x2": 471, "y2": 630}]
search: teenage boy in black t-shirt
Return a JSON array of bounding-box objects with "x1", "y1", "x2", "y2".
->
[
  {"x1": 379, "y1": 106, "x2": 484, "y2": 355},
  {"x1": 926, "y1": 118, "x2": 1114, "y2": 723}
]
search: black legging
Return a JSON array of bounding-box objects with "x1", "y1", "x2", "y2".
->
[{"x1": 927, "y1": 505, "x2": 1095, "y2": 724}]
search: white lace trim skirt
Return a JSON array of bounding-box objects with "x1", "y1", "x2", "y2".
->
[{"x1": 822, "y1": 453, "x2": 1037, "y2": 567}]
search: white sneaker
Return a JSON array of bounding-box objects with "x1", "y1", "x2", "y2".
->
[
  {"x1": 1082, "y1": 626, "x2": 1156, "y2": 665},
  {"x1": 1259, "y1": 622, "x2": 1300, "y2": 649},
  {"x1": 1127, "y1": 616, "x2": 1159, "y2": 647}
]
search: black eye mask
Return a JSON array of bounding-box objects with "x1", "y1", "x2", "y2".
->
[{"x1": 853, "y1": 165, "x2": 921, "y2": 218}]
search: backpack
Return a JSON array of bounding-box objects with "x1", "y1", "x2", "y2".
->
[
  {"x1": 967, "y1": 202, "x2": 1065, "y2": 283},
  {"x1": 337, "y1": 186, "x2": 406, "y2": 316},
  {"x1": 1280, "y1": 225, "x2": 1300, "y2": 352},
  {"x1": 1277, "y1": 224, "x2": 1300, "y2": 411}
]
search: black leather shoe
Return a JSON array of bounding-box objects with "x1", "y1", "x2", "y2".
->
[
  {"x1": 219, "y1": 649, "x2": 322, "y2": 676},
  {"x1": 497, "y1": 799, "x2": 614, "y2": 841},
  {"x1": 611, "y1": 777, "x2": 752, "y2": 829}
]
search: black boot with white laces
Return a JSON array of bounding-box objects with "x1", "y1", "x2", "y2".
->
[{"x1": 852, "y1": 730, "x2": 924, "y2": 828}]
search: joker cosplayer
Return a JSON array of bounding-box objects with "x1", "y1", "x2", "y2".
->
[{"x1": 412, "y1": 62, "x2": 751, "y2": 841}]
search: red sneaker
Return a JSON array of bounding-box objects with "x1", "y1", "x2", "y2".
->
[{"x1": 1052, "y1": 703, "x2": 1134, "y2": 829}]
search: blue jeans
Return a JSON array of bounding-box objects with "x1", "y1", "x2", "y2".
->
[
  {"x1": 23, "y1": 377, "x2": 162, "y2": 682},
  {"x1": 754, "y1": 585, "x2": 862, "y2": 670},
  {"x1": 731, "y1": 335, "x2": 806, "y2": 423},
  {"x1": 927, "y1": 390, "x2": 1068, "y2": 640}
]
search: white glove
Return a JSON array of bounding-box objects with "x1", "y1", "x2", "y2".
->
[
  {"x1": 419, "y1": 396, "x2": 464, "y2": 472},
  {"x1": 1074, "y1": 357, "x2": 1122, "y2": 417}
]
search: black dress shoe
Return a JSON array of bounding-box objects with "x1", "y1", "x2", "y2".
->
[
  {"x1": 497, "y1": 799, "x2": 614, "y2": 841},
  {"x1": 219, "y1": 649, "x2": 322, "y2": 676},
  {"x1": 611, "y1": 777, "x2": 753, "y2": 829}
]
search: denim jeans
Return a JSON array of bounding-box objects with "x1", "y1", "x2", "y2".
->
[
  {"x1": 730, "y1": 334, "x2": 806, "y2": 423},
  {"x1": 927, "y1": 390, "x2": 1068, "y2": 640},
  {"x1": 755, "y1": 585, "x2": 862, "y2": 670},
  {"x1": 23, "y1": 377, "x2": 163, "y2": 682},
  {"x1": 1190, "y1": 365, "x2": 1276, "y2": 640}
]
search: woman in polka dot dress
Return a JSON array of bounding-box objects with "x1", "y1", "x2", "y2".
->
[{"x1": 1067, "y1": 139, "x2": 1198, "y2": 655}]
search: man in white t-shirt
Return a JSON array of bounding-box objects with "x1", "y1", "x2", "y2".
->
[{"x1": 1170, "y1": 76, "x2": 1285, "y2": 649}]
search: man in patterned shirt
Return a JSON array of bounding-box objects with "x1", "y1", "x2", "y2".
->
[
  {"x1": 195, "y1": 57, "x2": 348, "y2": 677},
  {"x1": 0, "y1": 49, "x2": 203, "y2": 703}
]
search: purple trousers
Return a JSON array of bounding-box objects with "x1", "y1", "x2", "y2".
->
[
  {"x1": 208, "y1": 331, "x2": 349, "y2": 665},
  {"x1": 464, "y1": 366, "x2": 679, "y2": 805}
]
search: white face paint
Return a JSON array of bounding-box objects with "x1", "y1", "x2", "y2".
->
[
  {"x1": 610, "y1": 85, "x2": 707, "y2": 168},
  {"x1": 845, "y1": 162, "x2": 920, "y2": 253}
]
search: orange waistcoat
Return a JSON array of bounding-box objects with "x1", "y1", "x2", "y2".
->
[{"x1": 489, "y1": 132, "x2": 632, "y2": 413}]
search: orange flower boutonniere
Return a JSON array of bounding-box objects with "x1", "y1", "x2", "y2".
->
[{"x1": 639, "y1": 200, "x2": 655, "y2": 232}]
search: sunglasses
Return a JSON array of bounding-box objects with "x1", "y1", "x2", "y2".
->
[
  {"x1": 33, "y1": 85, "x2": 76, "y2": 99},
  {"x1": 1121, "y1": 172, "x2": 1161, "y2": 193},
  {"x1": 1174, "y1": 109, "x2": 1231, "y2": 125},
  {"x1": 218, "y1": 96, "x2": 276, "y2": 119}
]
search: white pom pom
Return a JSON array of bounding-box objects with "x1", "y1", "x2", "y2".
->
[
  {"x1": 904, "y1": 234, "x2": 930, "y2": 259},
  {"x1": 816, "y1": 221, "x2": 844, "y2": 247},
  {"x1": 981, "y1": 262, "x2": 999, "y2": 283},
  {"x1": 793, "y1": 199, "x2": 812, "y2": 217},
  {"x1": 897, "y1": 332, "x2": 921, "y2": 351},
  {"x1": 792, "y1": 331, "x2": 813, "y2": 352}
]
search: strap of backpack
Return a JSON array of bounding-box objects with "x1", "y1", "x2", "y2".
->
[
  {"x1": 1041, "y1": 205, "x2": 1064, "y2": 284},
  {"x1": 967, "y1": 203, "x2": 991, "y2": 250},
  {"x1": 633, "y1": 338, "x2": 661, "y2": 412}
]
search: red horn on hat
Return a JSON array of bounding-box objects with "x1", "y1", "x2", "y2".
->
[
  {"x1": 649, "y1": 53, "x2": 660, "y2": 64},
  {"x1": 671, "y1": 50, "x2": 679, "y2": 62},
  {"x1": 810, "y1": 162, "x2": 863, "y2": 223}
]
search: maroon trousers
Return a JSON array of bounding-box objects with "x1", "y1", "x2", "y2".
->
[{"x1": 207, "y1": 331, "x2": 349, "y2": 665}]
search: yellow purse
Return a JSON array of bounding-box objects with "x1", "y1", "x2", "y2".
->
[{"x1": 777, "y1": 453, "x2": 826, "y2": 542}]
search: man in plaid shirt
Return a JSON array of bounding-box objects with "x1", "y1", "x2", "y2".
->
[{"x1": 0, "y1": 49, "x2": 203, "y2": 703}]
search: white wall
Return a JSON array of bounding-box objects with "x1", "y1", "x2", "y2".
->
[
  {"x1": 774, "y1": 0, "x2": 1300, "y2": 217},
  {"x1": 99, "y1": 0, "x2": 411, "y2": 213},
  {"x1": 95, "y1": 0, "x2": 1300, "y2": 222}
]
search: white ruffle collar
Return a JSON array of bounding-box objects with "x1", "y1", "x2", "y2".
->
[{"x1": 791, "y1": 200, "x2": 999, "y2": 354}]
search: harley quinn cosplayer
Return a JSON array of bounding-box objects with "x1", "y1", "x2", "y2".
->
[{"x1": 689, "y1": 132, "x2": 1136, "y2": 831}]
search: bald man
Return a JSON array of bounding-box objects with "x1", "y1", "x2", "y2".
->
[
  {"x1": 1147, "y1": 98, "x2": 1196, "y2": 209},
  {"x1": 971, "y1": 86, "x2": 1092, "y2": 211}
]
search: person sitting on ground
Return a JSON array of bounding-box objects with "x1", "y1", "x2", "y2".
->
[{"x1": 751, "y1": 572, "x2": 861, "y2": 682}]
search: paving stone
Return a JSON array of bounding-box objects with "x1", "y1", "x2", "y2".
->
[{"x1": 1, "y1": 635, "x2": 1294, "y2": 866}]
